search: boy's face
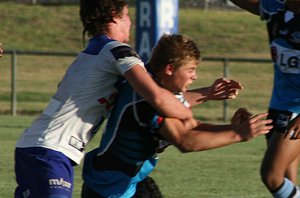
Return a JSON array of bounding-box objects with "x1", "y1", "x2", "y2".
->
[{"x1": 167, "y1": 60, "x2": 198, "y2": 93}]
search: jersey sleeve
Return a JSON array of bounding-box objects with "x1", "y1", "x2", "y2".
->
[{"x1": 110, "y1": 43, "x2": 145, "y2": 75}]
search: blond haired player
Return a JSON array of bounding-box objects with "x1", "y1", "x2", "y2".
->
[{"x1": 81, "y1": 34, "x2": 272, "y2": 198}]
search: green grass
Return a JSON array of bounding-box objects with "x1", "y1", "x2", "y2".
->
[
  {"x1": 179, "y1": 9, "x2": 269, "y2": 57},
  {"x1": 0, "y1": 2, "x2": 82, "y2": 51},
  {"x1": 4, "y1": 115, "x2": 296, "y2": 198},
  {"x1": 0, "y1": 115, "x2": 275, "y2": 198},
  {"x1": 0, "y1": 3, "x2": 269, "y2": 55}
]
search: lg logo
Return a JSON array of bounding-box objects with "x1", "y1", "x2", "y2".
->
[{"x1": 271, "y1": 44, "x2": 300, "y2": 73}]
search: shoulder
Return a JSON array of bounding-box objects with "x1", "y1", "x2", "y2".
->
[{"x1": 107, "y1": 42, "x2": 140, "y2": 60}]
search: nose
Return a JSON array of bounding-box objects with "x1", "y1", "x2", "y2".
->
[
  {"x1": 192, "y1": 73, "x2": 197, "y2": 81},
  {"x1": 129, "y1": 17, "x2": 132, "y2": 27}
]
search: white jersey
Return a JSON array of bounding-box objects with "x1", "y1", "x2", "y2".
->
[{"x1": 16, "y1": 35, "x2": 145, "y2": 164}]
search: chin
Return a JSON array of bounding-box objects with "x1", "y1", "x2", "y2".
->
[{"x1": 181, "y1": 88, "x2": 187, "y2": 92}]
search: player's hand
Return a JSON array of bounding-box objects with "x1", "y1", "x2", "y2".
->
[
  {"x1": 285, "y1": 116, "x2": 300, "y2": 140},
  {"x1": 233, "y1": 112, "x2": 273, "y2": 141},
  {"x1": 231, "y1": 108, "x2": 252, "y2": 126},
  {"x1": 208, "y1": 77, "x2": 243, "y2": 100}
]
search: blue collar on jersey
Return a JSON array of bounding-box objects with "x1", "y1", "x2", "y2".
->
[{"x1": 83, "y1": 34, "x2": 114, "y2": 55}]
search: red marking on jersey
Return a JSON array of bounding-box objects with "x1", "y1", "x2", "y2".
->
[
  {"x1": 157, "y1": 116, "x2": 164, "y2": 125},
  {"x1": 97, "y1": 93, "x2": 118, "y2": 111},
  {"x1": 98, "y1": 98, "x2": 107, "y2": 104}
]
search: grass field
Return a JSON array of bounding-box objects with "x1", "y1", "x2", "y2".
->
[
  {"x1": 1, "y1": 115, "x2": 275, "y2": 198},
  {"x1": 0, "y1": 57, "x2": 277, "y2": 197},
  {"x1": 0, "y1": 2, "x2": 288, "y2": 198}
]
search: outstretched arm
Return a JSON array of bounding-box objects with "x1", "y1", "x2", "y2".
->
[
  {"x1": 159, "y1": 108, "x2": 272, "y2": 152},
  {"x1": 125, "y1": 65, "x2": 193, "y2": 120},
  {"x1": 184, "y1": 78, "x2": 243, "y2": 107},
  {"x1": 230, "y1": 0, "x2": 260, "y2": 15}
]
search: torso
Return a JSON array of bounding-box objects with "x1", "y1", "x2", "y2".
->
[
  {"x1": 261, "y1": 0, "x2": 300, "y2": 113},
  {"x1": 16, "y1": 35, "x2": 145, "y2": 164}
]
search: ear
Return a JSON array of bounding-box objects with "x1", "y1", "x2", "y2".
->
[{"x1": 164, "y1": 64, "x2": 174, "y2": 76}]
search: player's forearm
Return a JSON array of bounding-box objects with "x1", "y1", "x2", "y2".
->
[
  {"x1": 125, "y1": 65, "x2": 192, "y2": 120},
  {"x1": 164, "y1": 121, "x2": 240, "y2": 153},
  {"x1": 184, "y1": 78, "x2": 243, "y2": 106},
  {"x1": 152, "y1": 88, "x2": 193, "y2": 119},
  {"x1": 182, "y1": 124, "x2": 241, "y2": 151},
  {"x1": 174, "y1": 130, "x2": 240, "y2": 153},
  {"x1": 184, "y1": 87, "x2": 211, "y2": 107}
]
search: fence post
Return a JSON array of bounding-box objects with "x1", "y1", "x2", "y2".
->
[
  {"x1": 204, "y1": 0, "x2": 209, "y2": 11},
  {"x1": 223, "y1": 58, "x2": 229, "y2": 122},
  {"x1": 11, "y1": 51, "x2": 17, "y2": 116}
]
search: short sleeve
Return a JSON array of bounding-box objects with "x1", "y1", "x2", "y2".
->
[{"x1": 110, "y1": 45, "x2": 145, "y2": 74}]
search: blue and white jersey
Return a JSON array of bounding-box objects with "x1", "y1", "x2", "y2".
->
[
  {"x1": 83, "y1": 81, "x2": 184, "y2": 198},
  {"x1": 260, "y1": 0, "x2": 300, "y2": 113},
  {"x1": 16, "y1": 35, "x2": 145, "y2": 164}
]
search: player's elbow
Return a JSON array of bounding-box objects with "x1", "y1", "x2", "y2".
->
[
  {"x1": 175, "y1": 135, "x2": 210, "y2": 153},
  {"x1": 177, "y1": 144, "x2": 199, "y2": 153},
  {"x1": 177, "y1": 144, "x2": 209, "y2": 153},
  {"x1": 177, "y1": 146, "x2": 192, "y2": 153},
  {"x1": 175, "y1": 139, "x2": 199, "y2": 153}
]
